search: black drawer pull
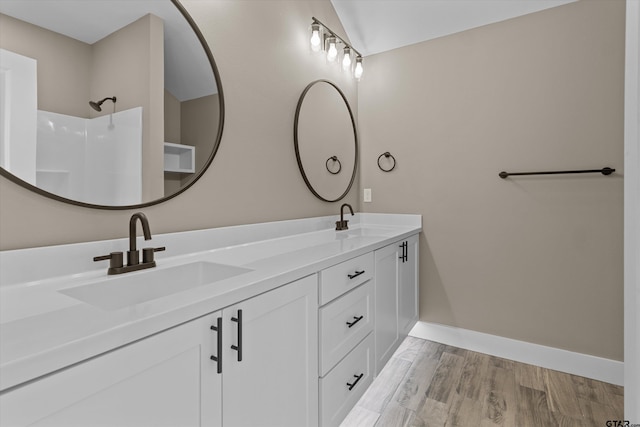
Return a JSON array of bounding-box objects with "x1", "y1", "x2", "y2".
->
[
  {"x1": 347, "y1": 373, "x2": 364, "y2": 391},
  {"x1": 231, "y1": 309, "x2": 243, "y2": 362},
  {"x1": 346, "y1": 315, "x2": 364, "y2": 328},
  {"x1": 209, "y1": 317, "x2": 222, "y2": 374},
  {"x1": 347, "y1": 270, "x2": 365, "y2": 280}
]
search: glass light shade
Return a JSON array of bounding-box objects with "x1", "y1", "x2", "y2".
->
[
  {"x1": 310, "y1": 24, "x2": 322, "y2": 52},
  {"x1": 354, "y1": 57, "x2": 363, "y2": 80},
  {"x1": 342, "y1": 47, "x2": 352, "y2": 71},
  {"x1": 326, "y1": 37, "x2": 338, "y2": 62}
]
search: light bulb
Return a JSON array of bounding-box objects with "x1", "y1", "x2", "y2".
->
[
  {"x1": 326, "y1": 37, "x2": 337, "y2": 62},
  {"x1": 342, "y1": 47, "x2": 352, "y2": 71},
  {"x1": 354, "y1": 57, "x2": 363, "y2": 80},
  {"x1": 310, "y1": 24, "x2": 321, "y2": 52}
]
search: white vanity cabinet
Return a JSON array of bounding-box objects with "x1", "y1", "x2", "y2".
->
[
  {"x1": 317, "y1": 234, "x2": 419, "y2": 426},
  {"x1": 0, "y1": 275, "x2": 318, "y2": 427},
  {"x1": 0, "y1": 311, "x2": 222, "y2": 427},
  {"x1": 318, "y1": 253, "x2": 375, "y2": 427},
  {"x1": 0, "y1": 214, "x2": 422, "y2": 427},
  {"x1": 398, "y1": 234, "x2": 419, "y2": 336},
  {"x1": 374, "y1": 234, "x2": 419, "y2": 375}
]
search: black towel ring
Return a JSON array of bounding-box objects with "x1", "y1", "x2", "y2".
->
[
  {"x1": 377, "y1": 152, "x2": 396, "y2": 172},
  {"x1": 326, "y1": 156, "x2": 342, "y2": 174}
]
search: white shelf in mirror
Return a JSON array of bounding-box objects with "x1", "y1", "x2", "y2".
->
[{"x1": 164, "y1": 142, "x2": 195, "y2": 173}]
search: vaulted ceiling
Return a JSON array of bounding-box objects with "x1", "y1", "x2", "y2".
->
[{"x1": 330, "y1": 0, "x2": 577, "y2": 56}]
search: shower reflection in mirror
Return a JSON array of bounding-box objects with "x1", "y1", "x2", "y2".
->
[
  {"x1": 38, "y1": 103, "x2": 143, "y2": 206},
  {"x1": 0, "y1": 0, "x2": 223, "y2": 209},
  {"x1": 0, "y1": 47, "x2": 144, "y2": 206}
]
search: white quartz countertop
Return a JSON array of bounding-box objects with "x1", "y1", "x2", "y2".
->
[{"x1": 0, "y1": 213, "x2": 421, "y2": 391}]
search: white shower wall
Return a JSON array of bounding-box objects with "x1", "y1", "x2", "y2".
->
[
  {"x1": 0, "y1": 48, "x2": 37, "y2": 185},
  {"x1": 36, "y1": 107, "x2": 142, "y2": 205}
]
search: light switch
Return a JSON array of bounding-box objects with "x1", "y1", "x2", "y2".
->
[{"x1": 364, "y1": 188, "x2": 372, "y2": 202}]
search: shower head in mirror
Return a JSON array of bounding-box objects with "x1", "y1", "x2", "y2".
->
[{"x1": 89, "y1": 96, "x2": 117, "y2": 112}]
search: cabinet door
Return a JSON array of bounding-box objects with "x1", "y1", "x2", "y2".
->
[
  {"x1": 0, "y1": 313, "x2": 222, "y2": 427},
  {"x1": 374, "y1": 243, "x2": 400, "y2": 375},
  {"x1": 222, "y1": 275, "x2": 318, "y2": 427},
  {"x1": 398, "y1": 234, "x2": 419, "y2": 336}
]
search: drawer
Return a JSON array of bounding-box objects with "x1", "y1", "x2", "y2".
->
[
  {"x1": 319, "y1": 252, "x2": 374, "y2": 305},
  {"x1": 319, "y1": 333, "x2": 373, "y2": 427},
  {"x1": 319, "y1": 281, "x2": 373, "y2": 376}
]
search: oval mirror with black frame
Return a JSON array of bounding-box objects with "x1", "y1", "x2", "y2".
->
[
  {"x1": 0, "y1": 0, "x2": 223, "y2": 209},
  {"x1": 294, "y1": 80, "x2": 357, "y2": 202}
]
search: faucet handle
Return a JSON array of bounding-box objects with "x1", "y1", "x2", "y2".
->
[
  {"x1": 93, "y1": 252, "x2": 124, "y2": 269},
  {"x1": 142, "y1": 246, "x2": 166, "y2": 264},
  {"x1": 335, "y1": 220, "x2": 349, "y2": 231}
]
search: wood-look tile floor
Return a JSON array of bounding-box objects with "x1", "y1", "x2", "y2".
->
[{"x1": 341, "y1": 337, "x2": 624, "y2": 427}]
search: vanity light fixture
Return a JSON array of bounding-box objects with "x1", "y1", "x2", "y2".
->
[
  {"x1": 310, "y1": 17, "x2": 363, "y2": 80},
  {"x1": 354, "y1": 57, "x2": 364, "y2": 80},
  {"x1": 342, "y1": 47, "x2": 352, "y2": 71},
  {"x1": 310, "y1": 23, "x2": 322, "y2": 52},
  {"x1": 326, "y1": 36, "x2": 338, "y2": 62}
]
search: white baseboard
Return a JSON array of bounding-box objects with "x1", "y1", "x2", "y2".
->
[{"x1": 409, "y1": 321, "x2": 624, "y2": 386}]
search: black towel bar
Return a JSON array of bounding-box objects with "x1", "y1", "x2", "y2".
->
[{"x1": 499, "y1": 167, "x2": 615, "y2": 179}]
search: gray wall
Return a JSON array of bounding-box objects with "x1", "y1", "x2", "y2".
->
[
  {"x1": 0, "y1": 0, "x2": 359, "y2": 249},
  {"x1": 359, "y1": 0, "x2": 625, "y2": 360}
]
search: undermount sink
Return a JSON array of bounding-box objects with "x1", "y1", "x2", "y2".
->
[
  {"x1": 337, "y1": 230, "x2": 388, "y2": 242},
  {"x1": 59, "y1": 261, "x2": 253, "y2": 310}
]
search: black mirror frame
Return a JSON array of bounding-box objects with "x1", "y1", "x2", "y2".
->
[
  {"x1": 293, "y1": 80, "x2": 358, "y2": 203},
  {"x1": 0, "y1": 0, "x2": 224, "y2": 210}
]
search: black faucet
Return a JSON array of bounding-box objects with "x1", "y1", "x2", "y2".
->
[
  {"x1": 128, "y1": 212, "x2": 152, "y2": 266},
  {"x1": 94, "y1": 212, "x2": 165, "y2": 275},
  {"x1": 336, "y1": 203, "x2": 354, "y2": 231}
]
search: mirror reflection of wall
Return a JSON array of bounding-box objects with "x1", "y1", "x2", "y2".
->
[
  {"x1": 0, "y1": 48, "x2": 143, "y2": 205},
  {"x1": 0, "y1": 0, "x2": 222, "y2": 208},
  {"x1": 164, "y1": 90, "x2": 220, "y2": 195},
  {"x1": 295, "y1": 80, "x2": 357, "y2": 202},
  {"x1": 0, "y1": 11, "x2": 163, "y2": 204}
]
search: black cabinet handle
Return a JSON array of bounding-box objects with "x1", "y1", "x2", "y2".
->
[
  {"x1": 231, "y1": 309, "x2": 243, "y2": 362},
  {"x1": 347, "y1": 270, "x2": 365, "y2": 279},
  {"x1": 346, "y1": 373, "x2": 364, "y2": 391},
  {"x1": 399, "y1": 241, "x2": 408, "y2": 263},
  {"x1": 346, "y1": 315, "x2": 364, "y2": 328},
  {"x1": 209, "y1": 317, "x2": 222, "y2": 374}
]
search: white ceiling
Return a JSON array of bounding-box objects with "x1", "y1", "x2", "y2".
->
[
  {"x1": 0, "y1": 0, "x2": 216, "y2": 101},
  {"x1": 330, "y1": 0, "x2": 577, "y2": 57}
]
